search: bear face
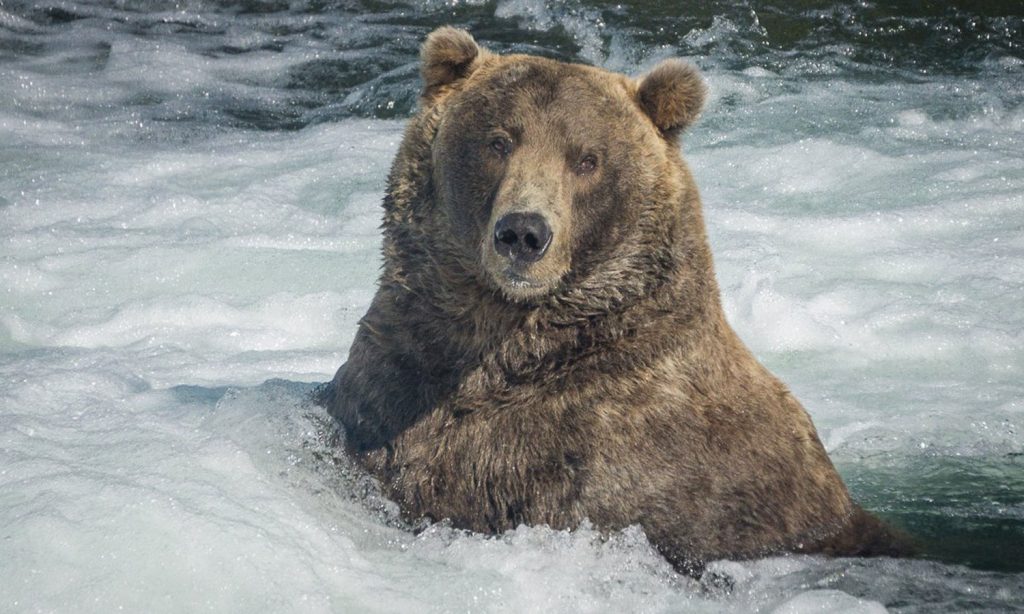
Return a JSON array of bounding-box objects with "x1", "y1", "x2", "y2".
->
[{"x1": 422, "y1": 27, "x2": 706, "y2": 303}]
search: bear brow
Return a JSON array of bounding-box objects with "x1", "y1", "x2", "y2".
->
[
  {"x1": 489, "y1": 122, "x2": 524, "y2": 142},
  {"x1": 485, "y1": 61, "x2": 571, "y2": 109},
  {"x1": 525, "y1": 79, "x2": 561, "y2": 109}
]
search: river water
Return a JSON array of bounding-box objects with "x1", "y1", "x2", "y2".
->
[{"x1": 2, "y1": 1, "x2": 1023, "y2": 611}]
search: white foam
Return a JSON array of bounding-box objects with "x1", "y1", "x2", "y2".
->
[
  {"x1": 495, "y1": 0, "x2": 607, "y2": 64},
  {"x1": 771, "y1": 590, "x2": 886, "y2": 614}
]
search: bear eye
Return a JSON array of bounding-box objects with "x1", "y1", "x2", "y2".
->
[
  {"x1": 489, "y1": 136, "x2": 513, "y2": 158},
  {"x1": 576, "y1": 154, "x2": 598, "y2": 175}
]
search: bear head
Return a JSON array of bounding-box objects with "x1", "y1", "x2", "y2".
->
[{"x1": 387, "y1": 27, "x2": 708, "y2": 309}]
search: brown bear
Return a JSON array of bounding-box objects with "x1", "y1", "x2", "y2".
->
[{"x1": 321, "y1": 26, "x2": 908, "y2": 575}]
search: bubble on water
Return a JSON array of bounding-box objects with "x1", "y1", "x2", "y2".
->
[{"x1": 771, "y1": 589, "x2": 886, "y2": 614}]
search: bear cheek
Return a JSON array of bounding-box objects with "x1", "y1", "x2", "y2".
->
[
  {"x1": 433, "y1": 136, "x2": 498, "y2": 249},
  {"x1": 569, "y1": 165, "x2": 632, "y2": 265}
]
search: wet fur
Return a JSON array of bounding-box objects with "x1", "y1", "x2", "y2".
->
[{"x1": 321, "y1": 27, "x2": 910, "y2": 575}]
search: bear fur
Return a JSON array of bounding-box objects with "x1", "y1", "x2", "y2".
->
[{"x1": 321, "y1": 26, "x2": 908, "y2": 575}]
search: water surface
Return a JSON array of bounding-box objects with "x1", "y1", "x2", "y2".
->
[{"x1": 2, "y1": 1, "x2": 1022, "y2": 611}]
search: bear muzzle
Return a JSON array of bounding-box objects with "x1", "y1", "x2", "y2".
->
[
  {"x1": 483, "y1": 208, "x2": 566, "y2": 300},
  {"x1": 493, "y1": 211, "x2": 552, "y2": 265}
]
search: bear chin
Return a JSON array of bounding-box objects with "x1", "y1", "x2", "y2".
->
[{"x1": 489, "y1": 268, "x2": 560, "y2": 301}]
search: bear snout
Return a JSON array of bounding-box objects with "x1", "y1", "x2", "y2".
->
[{"x1": 493, "y1": 211, "x2": 552, "y2": 264}]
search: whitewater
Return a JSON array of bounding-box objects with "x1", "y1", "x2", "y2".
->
[{"x1": 1, "y1": 1, "x2": 1022, "y2": 612}]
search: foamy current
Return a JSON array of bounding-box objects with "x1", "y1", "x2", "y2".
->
[{"x1": 2, "y1": 1, "x2": 1022, "y2": 612}]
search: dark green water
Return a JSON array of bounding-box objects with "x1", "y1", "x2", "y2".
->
[{"x1": 840, "y1": 454, "x2": 1024, "y2": 572}]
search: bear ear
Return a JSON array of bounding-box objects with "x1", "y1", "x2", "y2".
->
[
  {"x1": 420, "y1": 26, "x2": 483, "y2": 95},
  {"x1": 636, "y1": 59, "x2": 707, "y2": 136}
]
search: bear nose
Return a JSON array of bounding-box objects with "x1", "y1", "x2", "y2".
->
[{"x1": 493, "y1": 212, "x2": 552, "y2": 264}]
